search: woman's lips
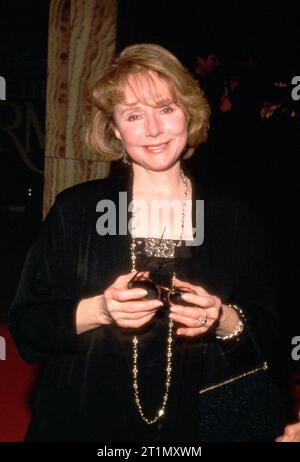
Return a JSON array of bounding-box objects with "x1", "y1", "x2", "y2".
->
[{"x1": 143, "y1": 141, "x2": 169, "y2": 153}]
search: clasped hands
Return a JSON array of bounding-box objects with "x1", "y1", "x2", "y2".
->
[{"x1": 102, "y1": 271, "x2": 223, "y2": 337}]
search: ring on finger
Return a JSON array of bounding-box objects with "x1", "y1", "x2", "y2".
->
[{"x1": 198, "y1": 310, "x2": 208, "y2": 326}]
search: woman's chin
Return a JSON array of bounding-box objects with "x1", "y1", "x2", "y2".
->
[{"x1": 133, "y1": 156, "x2": 180, "y2": 172}]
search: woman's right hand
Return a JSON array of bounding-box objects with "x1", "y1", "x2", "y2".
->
[{"x1": 101, "y1": 271, "x2": 163, "y2": 329}]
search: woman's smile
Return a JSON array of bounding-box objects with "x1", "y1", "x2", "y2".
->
[{"x1": 143, "y1": 141, "x2": 170, "y2": 154}]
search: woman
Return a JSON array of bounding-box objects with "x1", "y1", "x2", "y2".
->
[{"x1": 9, "y1": 43, "x2": 286, "y2": 441}]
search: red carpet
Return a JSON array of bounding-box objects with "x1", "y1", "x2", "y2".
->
[{"x1": 0, "y1": 323, "x2": 39, "y2": 442}]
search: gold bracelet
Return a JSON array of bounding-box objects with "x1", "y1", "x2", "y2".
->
[{"x1": 216, "y1": 304, "x2": 245, "y2": 341}]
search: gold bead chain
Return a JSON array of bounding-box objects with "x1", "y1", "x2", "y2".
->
[
  {"x1": 130, "y1": 169, "x2": 188, "y2": 424},
  {"x1": 132, "y1": 315, "x2": 174, "y2": 424}
]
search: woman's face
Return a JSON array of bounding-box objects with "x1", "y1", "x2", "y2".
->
[{"x1": 113, "y1": 74, "x2": 188, "y2": 172}]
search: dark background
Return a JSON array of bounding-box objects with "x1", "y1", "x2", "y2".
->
[
  {"x1": 118, "y1": 0, "x2": 300, "y2": 77},
  {"x1": 0, "y1": 0, "x2": 299, "y2": 377}
]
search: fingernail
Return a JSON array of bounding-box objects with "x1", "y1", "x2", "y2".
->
[
  {"x1": 181, "y1": 293, "x2": 191, "y2": 300},
  {"x1": 138, "y1": 289, "x2": 148, "y2": 296}
]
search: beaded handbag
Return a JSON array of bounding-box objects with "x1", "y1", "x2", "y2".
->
[{"x1": 197, "y1": 336, "x2": 287, "y2": 442}]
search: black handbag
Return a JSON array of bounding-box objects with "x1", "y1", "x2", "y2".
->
[{"x1": 197, "y1": 333, "x2": 287, "y2": 442}]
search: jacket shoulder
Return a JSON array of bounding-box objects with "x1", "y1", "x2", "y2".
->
[{"x1": 54, "y1": 177, "x2": 123, "y2": 210}]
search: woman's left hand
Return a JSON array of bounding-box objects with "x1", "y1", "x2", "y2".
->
[{"x1": 169, "y1": 277, "x2": 222, "y2": 337}]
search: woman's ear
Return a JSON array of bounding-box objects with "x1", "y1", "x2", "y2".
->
[
  {"x1": 110, "y1": 121, "x2": 121, "y2": 141},
  {"x1": 114, "y1": 128, "x2": 122, "y2": 141}
]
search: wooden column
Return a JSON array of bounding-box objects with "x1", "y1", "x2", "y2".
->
[{"x1": 44, "y1": 0, "x2": 117, "y2": 215}]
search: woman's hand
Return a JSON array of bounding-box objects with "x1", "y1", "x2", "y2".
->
[
  {"x1": 169, "y1": 277, "x2": 240, "y2": 338},
  {"x1": 169, "y1": 277, "x2": 222, "y2": 337},
  {"x1": 76, "y1": 271, "x2": 163, "y2": 334},
  {"x1": 101, "y1": 271, "x2": 163, "y2": 329}
]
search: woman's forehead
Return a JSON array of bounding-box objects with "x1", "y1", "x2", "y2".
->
[{"x1": 118, "y1": 71, "x2": 174, "y2": 107}]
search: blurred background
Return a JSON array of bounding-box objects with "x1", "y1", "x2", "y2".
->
[{"x1": 0, "y1": 0, "x2": 299, "y2": 439}]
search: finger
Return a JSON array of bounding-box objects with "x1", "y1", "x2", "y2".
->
[
  {"x1": 115, "y1": 310, "x2": 158, "y2": 321},
  {"x1": 285, "y1": 424, "x2": 300, "y2": 439},
  {"x1": 118, "y1": 312, "x2": 156, "y2": 329},
  {"x1": 173, "y1": 277, "x2": 208, "y2": 294},
  {"x1": 169, "y1": 312, "x2": 214, "y2": 329},
  {"x1": 128, "y1": 270, "x2": 151, "y2": 282},
  {"x1": 170, "y1": 305, "x2": 208, "y2": 320},
  {"x1": 112, "y1": 271, "x2": 150, "y2": 288},
  {"x1": 139, "y1": 270, "x2": 151, "y2": 278},
  {"x1": 113, "y1": 298, "x2": 163, "y2": 313},
  {"x1": 278, "y1": 435, "x2": 290, "y2": 442},
  {"x1": 181, "y1": 292, "x2": 220, "y2": 308},
  {"x1": 112, "y1": 271, "x2": 137, "y2": 285},
  {"x1": 285, "y1": 427, "x2": 300, "y2": 441},
  {"x1": 170, "y1": 305, "x2": 220, "y2": 322},
  {"x1": 285, "y1": 426, "x2": 294, "y2": 436},
  {"x1": 176, "y1": 326, "x2": 205, "y2": 337},
  {"x1": 176, "y1": 292, "x2": 220, "y2": 309},
  {"x1": 110, "y1": 287, "x2": 149, "y2": 302}
]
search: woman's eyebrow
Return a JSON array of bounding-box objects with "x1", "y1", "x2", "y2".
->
[
  {"x1": 120, "y1": 99, "x2": 174, "y2": 115},
  {"x1": 121, "y1": 105, "x2": 142, "y2": 115}
]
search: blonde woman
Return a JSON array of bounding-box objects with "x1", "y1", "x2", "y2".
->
[{"x1": 10, "y1": 44, "x2": 286, "y2": 441}]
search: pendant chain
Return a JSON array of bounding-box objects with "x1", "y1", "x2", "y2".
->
[{"x1": 130, "y1": 169, "x2": 188, "y2": 424}]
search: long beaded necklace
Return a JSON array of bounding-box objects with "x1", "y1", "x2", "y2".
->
[{"x1": 130, "y1": 168, "x2": 189, "y2": 424}]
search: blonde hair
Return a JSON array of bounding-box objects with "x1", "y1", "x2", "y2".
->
[{"x1": 85, "y1": 43, "x2": 211, "y2": 161}]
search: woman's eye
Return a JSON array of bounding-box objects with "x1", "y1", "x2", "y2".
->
[
  {"x1": 128, "y1": 114, "x2": 141, "y2": 122},
  {"x1": 161, "y1": 106, "x2": 174, "y2": 114}
]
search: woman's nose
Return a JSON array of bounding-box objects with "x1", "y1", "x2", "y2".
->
[{"x1": 144, "y1": 114, "x2": 163, "y2": 137}]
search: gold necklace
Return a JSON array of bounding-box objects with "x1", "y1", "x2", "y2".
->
[{"x1": 130, "y1": 168, "x2": 189, "y2": 424}]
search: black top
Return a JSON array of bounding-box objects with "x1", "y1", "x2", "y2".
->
[
  {"x1": 9, "y1": 167, "x2": 286, "y2": 441},
  {"x1": 110, "y1": 238, "x2": 198, "y2": 442}
]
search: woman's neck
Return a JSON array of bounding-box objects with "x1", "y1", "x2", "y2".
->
[
  {"x1": 130, "y1": 163, "x2": 193, "y2": 240},
  {"x1": 132, "y1": 163, "x2": 185, "y2": 199}
]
